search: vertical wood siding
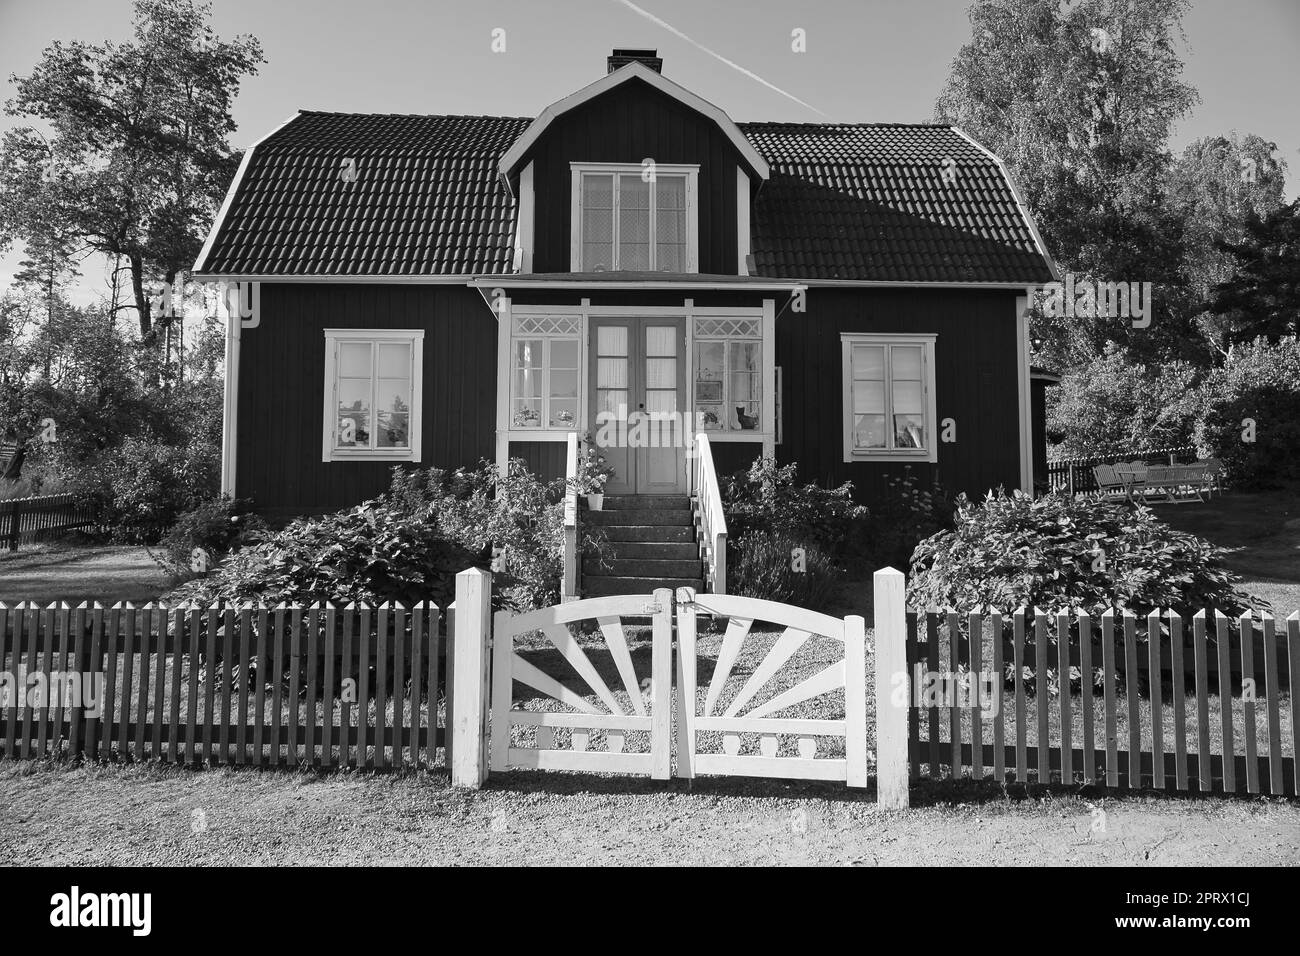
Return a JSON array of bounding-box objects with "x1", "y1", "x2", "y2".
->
[
  {"x1": 526, "y1": 77, "x2": 744, "y2": 275},
  {"x1": 775, "y1": 287, "x2": 1022, "y2": 506},
  {"x1": 236, "y1": 284, "x2": 497, "y2": 518}
]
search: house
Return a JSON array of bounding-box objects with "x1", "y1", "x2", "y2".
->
[{"x1": 192, "y1": 49, "x2": 1058, "y2": 596}]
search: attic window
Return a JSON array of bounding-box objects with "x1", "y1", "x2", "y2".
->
[{"x1": 571, "y1": 163, "x2": 698, "y2": 273}]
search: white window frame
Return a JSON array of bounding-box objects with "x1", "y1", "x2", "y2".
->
[
  {"x1": 508, "y1": 331, "x2": 582, "y2": 432},
  {"x1": 570, "y1": 162, "x2": 699, "y2": 273},
  {"x1": 322, "y1": 328, "x2": 424, "y2": 462},
  {"x1": 840, "y1": 332, "x2": 937, "y2": 464},
  {"x1": 692, "y1": 326, "x2": 764, "y2": 436}
]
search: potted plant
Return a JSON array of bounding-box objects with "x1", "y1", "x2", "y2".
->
[{"x1": 569, "y1": 443, "x2": 615, "y2": 510}]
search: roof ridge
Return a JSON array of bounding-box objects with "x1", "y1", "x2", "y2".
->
[
  {"x1": 738, "y1": 121, "x2": 954, "y2": 129},
  {"x1": 295, "y1": 109, "x2": 534, "y2": 121}
]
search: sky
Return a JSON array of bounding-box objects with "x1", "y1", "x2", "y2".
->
[{"x1": 0, "y1": 0, "x2": 1297, "y2": 305}]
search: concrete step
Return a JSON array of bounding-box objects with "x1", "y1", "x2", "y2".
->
[
  {"x1": 583, "y1": 557, "x2": 703, "y2": 578},
  {"x1": 587, "y1": 541, "x2": 699, "y2": 561},
  {"x1": 600, "y1": 495, "x2": 690, "y2": 511},
  {"x1": 583, "y1": 575, "x2": 704, "y2": 597},
  {"x1": 585, "y1": 509, "x2": 693, "y2": 527},
  {"x1": 596, "y1": 524, "x2": 696, "y2": 543}
]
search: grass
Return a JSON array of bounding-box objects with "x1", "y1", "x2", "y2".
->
[{"x1": 0, "y1": 540, "x2": 170, "y2": 606}]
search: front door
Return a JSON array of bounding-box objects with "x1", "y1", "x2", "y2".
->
[{"x1": 590, "y1": 318, "x2": 687, "y2": 495}]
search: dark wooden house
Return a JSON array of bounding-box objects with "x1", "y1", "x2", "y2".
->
[{"x1": 194, "y1": 49, "x2": 1057, "y2": 595}]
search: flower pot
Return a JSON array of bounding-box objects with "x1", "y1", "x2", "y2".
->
[{"x1": 587, "y1": 493, "x2": 604, "y2": 511}]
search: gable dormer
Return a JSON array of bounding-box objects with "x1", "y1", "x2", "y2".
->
[{"x1": 499, "y1": 51, "x2": 767, "y2": 276}]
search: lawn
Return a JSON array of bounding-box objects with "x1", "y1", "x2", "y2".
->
[{"x1": 0, "y1": 542, "x2": 171, "y2": 606}]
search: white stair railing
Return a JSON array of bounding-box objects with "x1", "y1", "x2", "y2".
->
[
  {"x1": 561, "y1": 432, "x2": 579, "y2": 601},
  {"x1": 692, "y1": 433, "x2": 728, "y2": 594}
]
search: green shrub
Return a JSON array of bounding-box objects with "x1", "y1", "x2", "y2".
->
[
  {"x1": 169, "y1": 496, "x2": 481, "y2": 611},
  {"x1": 719, "y1": 457, "x2": 870, "y2": 557},
  {"x1": 908, "y1": 489, "x2": 1262, "y2": 617},
  {"x1": 863, "y1": 469, "x2": 954, "y2": 570},
  {"x1": 726, "y1": 531, "x2": 842, "y2": 607},
  {"x1": 1193, "y1": 336, "x2": 1300, "y2": 488},
  {"x1": 156, "y1": 495, "x2": 267, "y2": 580},
  {"x1": 78, "y1": 437, "x2": 221, "y2": 543}
]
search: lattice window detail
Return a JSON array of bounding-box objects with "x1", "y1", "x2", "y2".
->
[
  {"x1": 694, "y1": 317, "x2": 760, "y2": 338},
  {"x1": 513, "y1": 315, "x2": 581, "y2": 337}
]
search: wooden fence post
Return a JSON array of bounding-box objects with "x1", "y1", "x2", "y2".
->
[
  {"x1": 450, "y1": 567, "x2": 491, "y2": 788},
  {"x1": 873, "y1": 567, "x2": 909, "y2": 808}
]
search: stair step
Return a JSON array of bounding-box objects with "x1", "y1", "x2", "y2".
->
[
  {"x1": 583, "y1": 557, "x2": 703, "y2": 578},
  {"x1": 585, "y1": 509, "x2": 693, "y2": 527},
  {"x1": 588, "y1": 541, "x2": 699, "y2": 560},
  {"x1": 596, "y1": 525, "x2": 696, "y2": 543},
  {"x1": 583, "y1": 575, "x2": 704, "y2": 597},
  {"x1": 600, "y1": 495, "x2": 690, "y2": 511}
]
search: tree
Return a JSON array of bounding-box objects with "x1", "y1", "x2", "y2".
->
[
  {"x1": 1206, "y1": 200, "x2": 1300, "y2": 349},
  {"x1": 0, "y1": 0, "x2": 263, "y2": 340}
]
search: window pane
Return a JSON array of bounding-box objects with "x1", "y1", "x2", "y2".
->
[
  {"x1": 695, "y1": 341, "x2": 724, "y2": 379},
  {"x1": 697, "y1": 405, "x2": 724, "y2": 430},
  {"x1": 597, "y1": 358, "x2": 627, "y2": 390},
  {"x1": 656, "y1": 243, "x2": 684, "y2": 272},
  {"x1": 619, "y1": 176, "x2": 651, "y2": 271},
  {"x1": 645, "y1": 325, "x2": 676, "y2": 356},
  {"x1": 597, "y1": 325, "x2": 627, "y2": 355},
  {"x1": 582, "y1": 175, "x2": 614, "y2": 271},
  {"x1": 337, "y1": 378, "x2": 371, "y2": 447},
  {"x1": 514, "y1": 339, "x2": 542, "y2": 368},
  {"x1": 854, "y1": 414, "x2": 886, "y2": 448},
  {"x1": 730, "y1": 341, "x2": 760, "y2": 372},
  {"x1": 851, "y1": 345, "x2": 884, "y2": 379},
  {"x1": 514, "y1": 368, "x2": 541, "y2": 398},
  {"x1": 375, "y1": 380, "x2": 410, "y2": 447},
  {"x1": 646, "y1": 390, "x2": 676, "y2": 415},
  {"x1": 338, "y1": 341, "x2": 372, "y2": 379},
  {"x1": 646, "y1": 358, "x2": 676, "y2": 389},
  {"x1": 550, "y1": 369, "x2": 578, "y2": 399},
  {"x1": 583, "y1": 240, "x2": 615, "y2": 272},
  {"x1": 657, "y1": 175, "x2": 686, "y2": 209},
  {"x1": 597, "y1": 389, "x2": 629, "y2": 417},
  {"x1": 377, "y1": 342, "x2": 411, "y2": 379},
  {"x1": 892, "y1": 346, "x2": 922, "y2": 380},
  {"x1": 852, "y1": 380, "x2": 885, "y2": 415},
  {"x1": 895, "y1": 415, "x2": 925, "y2": 449},
  {"x1": 583, "y1": 173, "x2": 613, "y2": 207},
  {"x1": 551, "y1": 339, "x2": 579, "y2": 368},
  {"x1": 733, "y1": 402, "x2": 760, "y2": 430},
  {"x1": 512, "y1": 399, "x2": 541, "y2": 428},
  {"x1": 893, "y1": 380, "x2": 923, "y2": 415},
  {"x1": 549, "y1": 400, "x2": 578, "y2": 429}
]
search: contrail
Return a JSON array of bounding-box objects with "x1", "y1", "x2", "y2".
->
[{"x1": 611, "y1": 0, "x2": 829, "y2": 118}]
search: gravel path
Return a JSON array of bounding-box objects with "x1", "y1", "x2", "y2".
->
[{"x1": 2, "y1": 761, "x2": 1296, "y2": 866}]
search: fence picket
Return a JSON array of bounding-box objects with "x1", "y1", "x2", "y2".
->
[
  {"x1": 68, "y1": 604, "x2": 88, "y2": 758},
  {"x1": 376, "y1": 605, "x2": 389, "y2": 771},
  {"x1": 358, "y1": 605, "x2": 371, "y2": 770},
  {"x1": 1262, "y1": 615, "x2": 1283, "y2": 795},
  {"x1": 1215, "y1": 612, "x2": 1234, "y2": 793},
  {"x1": 425, "y1": 605, "x2": 440, "y2": 768},
  {"x1": 393, "y1": 604, "x2": 407, "y2": 768},
  {"x1": 1034, "y1": 610, "x2": 1049, "y2": 783},
  {"x1": 185, "y1": 607, "x2": 201, "y2": 765},
  {"x1": 927, "y1": 612, "x2": 941, "y2": 779},
  {"x1": 1149, "y1": 610, "x2": 1164, "y2": 790},
  {"x1": 906, "y1": 613, "x2": 919, "y2": 781},
  {"x1": 1193, "y1": 611, "x2": 1211, "y2": 793},
  {"x1": 253, "y1": 607, "x2": 268, "y2": 765},
  {"x1": 341, "y1": 604, "x2": 354, "y2": 769},
  {"x1": 1170, "y1": 611, "x2": 1187, "y2": 790},
  {"x1": 236, "y1": 606, "x2": 251, "y2": 765},
  {"x1": 1289, "y1": 613, "x2": 1300, "y2": 797},
  {"x1": 1014, "y1": 609, "x2": 1027, "y2": 783},
  {"x1": 0, "y1": 604, "x2": 10, "y2": 758},
  {"x1": 219, "y1": 608, "x2": 235, "y2": 765},
  {"x1": 1102, "y1": 609, "x2": 1117, "y2": 788},
  {"x1": 306, "y1": 605, "x2": 321, "y2": 768},
  {"x1": 287, "y1": 607, "x2": 303, "y2": 767},
  {"x1": 991, "y1": 610, "x2": 1004, "y2": 783},
  {"x1": 1241, "y1": 611, "x2": 1258, "y2": 794},
  {"x1": 151, "y1": 605, "x2": 168, "y2": 760},
  {"x1": 1078, "y1": 612, "x2": 1095, "y2": 784},
  {"x1": 88, "y1": 604, "x2": 107, "y2": 760},
  {"x1": 947, "y1": 611, "x2": 960, "y2": 780},
  {"x1": 970, "y1": 610, "x2": 983, "y2": 781},
  {"x1": 168, "y1": 607, "x2": 184, "y2": 762},
  {"x1": 322, "y1": 605, "x2": 337, "y2": 768},
  {"x1": 117, "y1": 604, "x2": 136, "y2": 760},
  {"x1": 1124, "y1": 611, "x2": 1141, "y2": 789},
  {"x1": 202, "y1": 608, "x2": 217, "y2": 764},
  {"x1": 48, "y1": 604, "x2": 69, "y2": 758},
  {"x1": 1056, "y1": 610, "x2": 1071, "y2": 784},
  {"x1": 271, "y1": 605, "x2": 286, "y2": 767}
]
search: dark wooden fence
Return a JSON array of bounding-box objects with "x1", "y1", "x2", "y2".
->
[
  {"x1": 0, "y1": 494, "x2": 97, "y2": 551},
  {"x1": 0, "y1": 601, "x2": 448, "y2": 770},
  {"x1": 905, "y1": 607, "x2": 1299, "y2": 795},
  {"x1": 1045, "y1": 446, "x2": 1197, "y2": 495}
]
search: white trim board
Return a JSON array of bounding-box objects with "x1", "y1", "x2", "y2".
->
[{"x1": 499, "y1": 61, "x2": 770, "y2": 182}]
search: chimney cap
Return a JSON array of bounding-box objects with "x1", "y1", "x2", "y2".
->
[{"x1": 608, "y1": 49, "x2": 663, "y2": 74}]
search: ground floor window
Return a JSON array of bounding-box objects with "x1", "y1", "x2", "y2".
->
[
  {"x1": 510, "y1": 315, "x2": 581, "y2": 429},
  {"x1": 693, "y1": 317, "x2": 762, "y2": 432},
  {"x1": 840, "y1": 332, "x2": 936, "y2": 462},
  {"x1": 322, "y1": 328, "x2": 424, "y2": 461}
]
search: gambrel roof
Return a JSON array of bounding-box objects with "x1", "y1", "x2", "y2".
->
[{"x1": 195, "y1": 111, "x2": 1056, "y2": 285}]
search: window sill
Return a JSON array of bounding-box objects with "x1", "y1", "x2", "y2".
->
[
  {"x1": 845, "y1": 449, "x2": 935, "y2": 464},
  {"x1": 324, "y1": 449, "x2": 420, "y2": 463}
]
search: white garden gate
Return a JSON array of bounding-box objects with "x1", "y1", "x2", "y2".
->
[{"x1": 461, "y1": 572, "x2": 870, "y2": 789}]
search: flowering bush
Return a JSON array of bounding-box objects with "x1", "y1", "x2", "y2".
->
[{"x1": 719, "y1": 457, "x2": 869, "y2": 558}]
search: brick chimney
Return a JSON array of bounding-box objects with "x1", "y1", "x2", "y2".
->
[{"x1": 607, "y1": 48, "x2": 663, "y2": 74}]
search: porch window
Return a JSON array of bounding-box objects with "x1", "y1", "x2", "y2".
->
[
  {"x1": 840, "y1": 333, "x2": 936, "y2": 463},
  {"x1": 322, "y1": 329, "x2": 424, "y2": 461},
  {"x1": 510, "y1": 315, "x2": 581, "y2": 430},
  {"x1": 572, "y1": 163, "x2": 698, "y2": 273},
  {"x1": 693, "y1": 317, "x2": 762, "y2": 432}
]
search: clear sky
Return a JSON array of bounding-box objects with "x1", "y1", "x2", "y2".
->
[{"x1": 1, "y1": 0, "x2": 1297, "y2": 304}]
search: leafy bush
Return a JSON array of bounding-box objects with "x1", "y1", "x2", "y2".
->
[
  {"x1": 719, "y1": 457, "x2": 869, "y2": 557},
  {"x1": 170, "y1": 496, "x2": 481, "y2": 611},
  {"x1": 76, "y1": 437, "x2": 221, "y2": 543},
  {"x1": 863, "y1": 469, "x2": 954, "y2": 570},
  {"x1": 726, "y1": 531, "x2": 842, "y2": 607},
  {"x1": 1193, "y1": 336, "x2": 1300, "y2": 488},
  {"x1": 908, "y1": 489, "x2": 1262, "y2": 617},
  {"x1": 156, "y1": 495, "x2": 267, "y2": 580}
]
